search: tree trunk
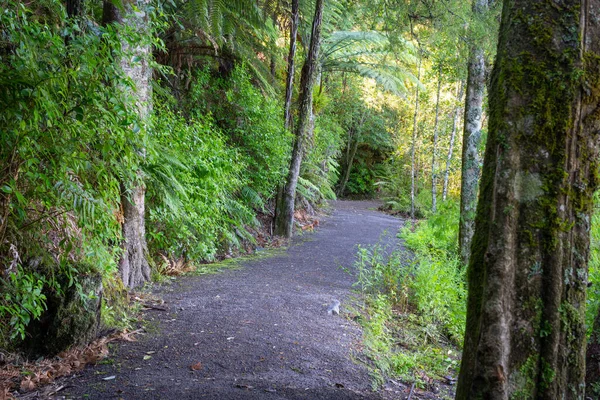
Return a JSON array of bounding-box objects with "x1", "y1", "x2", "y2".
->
[
  {"x1": 103, "y1": 0, "x2": 152, "y2": 288},
  {"x1": 431, "y1": 66, "x2": 442, "y2": 213},
  {"x1": 274, "y1": 0, "x2": 324, "y2": 238},
  {"x1": 442, "y1": 80, "x2": 464, "y2": 201},
  {"x1": 456, "y1": 0, "x2": 600, "y2": 398},
  {"x1": 458, "y1": 0, "x2": 487, "y2": 267},
  {"x1": 410, "y1": 55, "x2": 421, "y2": 219},
  {"x1": 269, "y1": 6, "x2": 278, "y2": 85},
  {"x1": 66, "y1": 0, "x2": 83, "y2": 18},
  {"x1": 283, "y1": 0, "x2": 299, "y2": 131},
  {"x1": 337, "y1": 138, "x2": 359, "y2": 197}
]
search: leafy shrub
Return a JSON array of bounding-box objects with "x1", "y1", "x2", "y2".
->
[
  {"x1": 0, "y1": 0, "x2": 145, "y2": 344},
  {"x1": 299, "y1": 111, "x2": 344, "y2": 204},
  {"x1": 188, "y1": 66, "x2": 292, "y2": 200},
  {"x1": 587, "y1": 195, "x2": 600, "y2": 335},
  {"x1": 353, "y1": 219, "x2": 464, "y2": 387},
  {"x1": 146, "y1": 104, "x2": 253, "y2": 261},
  {"x1": 400, "y1": 198, "x2": 465, "y2": 342}
]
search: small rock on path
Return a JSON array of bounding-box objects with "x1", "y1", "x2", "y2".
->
[{"x1": 62, "y1": 200, "x2": 403, "y2": 399}]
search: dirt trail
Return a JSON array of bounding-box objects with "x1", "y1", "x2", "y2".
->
[{"x1": 61, "y1": 200, "x2": 403, "y2": 399}]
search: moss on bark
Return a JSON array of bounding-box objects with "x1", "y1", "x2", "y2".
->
[{"x1": 457, "y1": 0, "x2": 600, "y2": 398}]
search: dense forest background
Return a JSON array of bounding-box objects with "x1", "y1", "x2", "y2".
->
[{"x1": 3, "y1": 0, "x2": 600, "y2": 397}]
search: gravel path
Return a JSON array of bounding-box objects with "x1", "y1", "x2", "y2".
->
[{"x1": 61, "y1": 200, "x2": 403, "y2": 399}]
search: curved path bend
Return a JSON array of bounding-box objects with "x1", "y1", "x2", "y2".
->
[{"x1": 63, "y1": 200, "x2": 402, "y2": 400}]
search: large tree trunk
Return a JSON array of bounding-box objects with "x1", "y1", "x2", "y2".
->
[
  {"x1": 442, "y1": 80, "x2": 464, "y2": 201},
  {"x1": 458, "y1": 0, "x2": 487, "y2": 266},
  {"x1": 103, "y1": 0, "x2": 152, "y2": 288},
  {"x1": 431, "y1": 66, "x2": 442, "y2": 213},
  {"x1": 283, "y1": 0, "x2": 299, "y2": 131},
  {"x1": 410, "y1": 55, "x2": 421, "y2": 219},
  {"x1": 456, "y1": 0, "x2": 600, "y2": 398},
  {"x1": 274, "y1": 0, "x2": 324, "y2": 238}
]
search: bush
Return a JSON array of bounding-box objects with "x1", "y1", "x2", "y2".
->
[
  {"x1": 188, "y1": 66, "x2": 292, "y2": 200},
  {"x1": 353, "y1": 198, "x2": 464, "y2": 387},
  {"x1": 0, "y1": 0, "x2": 143, "y2": 347},
  {"x1": 587, "y1": 195, "x2": 600, "y2": 335},
  {"x1": 146, "y1": 104, "x2": 253, "y2": 262}
]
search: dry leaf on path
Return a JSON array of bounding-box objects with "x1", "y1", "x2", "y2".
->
[{"x1": 190, "y1": 362, "x2": 203, "y2": 371}]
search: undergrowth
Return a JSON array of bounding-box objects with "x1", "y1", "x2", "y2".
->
[{"x1": 353, "y1": 199, "x2": 464, "y2": 391}]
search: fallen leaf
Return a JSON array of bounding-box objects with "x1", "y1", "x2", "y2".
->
[
  {"x1": 190, "y1": 362, "x2": 203, "y2": 371},
  {"x1": 20, "y1": 377, "x2": 35, "y2": 392}
]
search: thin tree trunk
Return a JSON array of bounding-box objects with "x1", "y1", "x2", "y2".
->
[
  {"x1": 410, "y1": 55, "x2": 421, "y2": 219},
  {"x1": 66, "y1": 0, "x2": 83, "y2": 18},
  {"x1": 442, "y1": 80, "x2": 464, "y2": 201},
  {"x1": 269, "y1": 10, "x2": 277, "y2": 84},
  {"x1": 458, "y1": 0, "x2": 487, "y2": 266},
  {"x1": 103, "y1": 0, "x2": 151, "y2": 288},
  {"x1": 274, "y1": 0, "x2": 324, "y2": 238},
  {"x1": 431, "y1": 66, "x2": 442, "y2": 213},
  {"x1": 283, "y1": 0, "x2": 299, "y2": 131},
  {"x1": 337, "y1": 139, "x2": 359, "y2": 197},
  {"x1": 338, "y1": 111, "x2": 367, "y2": 197},
  {"x1": 456, "y1": 0, "x2": 600, "y2": 398}
]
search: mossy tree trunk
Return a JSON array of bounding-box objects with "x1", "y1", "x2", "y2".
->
[
  {"x1": 456, "y1": 0, "x2": 600, "y2": 398},
  {"x1": 443, "y1": 80, "x2": 464, "y2": 201},
  {"x1": 274, "y1": 0, "x2": 323, "y2": 238},
  {"x1": 458, "y1": 0, "x2": 487, "y2": 266},
  {"x1": 103, "y1": 0, "x2": 152, "y2": 288},
  {"x1": 431, "y1": 65, "x2": 442, "y2": 213}
]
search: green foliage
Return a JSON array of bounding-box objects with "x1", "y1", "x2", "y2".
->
[
  {"x1": 586, "y1": 194, "x2": 600, "y2": 335},
  {"x1": 0, "y1": 268, "x2": 47, "y2": 342},
  {"x1": 188, "y1": 66, "x2": 292, "y2": 200},
  {"x1": 0, "y1": 0, "x2": 149, "y2": 344},
  {"x1": 299, "y1": 109, "x2": 345, "y2": 204},
  {"x1": 353, "y1": 229, "x2": 462, "y2": 388},
  {"x1": 147, "y1": 103, "x2": 251, "y2": 261},
  {"x1": 400, "y1": 199, "x2": 465, "y2": 342}
]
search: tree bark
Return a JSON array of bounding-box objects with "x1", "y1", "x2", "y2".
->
[
  {"x1": 103, "y1": 0, "x2": 152, "y2": 288},
  {"x1": 283, "y1": 0, "x2": 299, "y2": 131},
  {"x1": 269, "y1": 7, "x2": 278, "y2": 85},
  {"x1": 458, "y1": 0, "x2": 487, "y2": 266},
  {"x1": 274, "y1": 0, "x2": 324, "y2": 238},
  {"x1": 431, "y1": 66, "x2": 442, "y2": 213},
  {"x1": 410, "y1": 55, "x2": 421, "y2": 219},
  {"x1": 456, "y1": 0, "x2": 600, "y2": 398},
  {"x1": 337, "y1": 138, "x2": 359, "y2": 197},
  {"x1": 442, "y1": 80, "x2": 464, "y2": 201},
  {"x1": 66, "y1": 0, "x2": 83, "y2": 19}
]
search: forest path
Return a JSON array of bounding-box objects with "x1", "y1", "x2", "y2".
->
[{"x1": 62, "y1": 200, "x2": 403, "y2": 400}]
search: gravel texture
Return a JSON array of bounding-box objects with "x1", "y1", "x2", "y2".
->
[{"x1": 60, "y1": 200, "x2": 403, "y2": 399}]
